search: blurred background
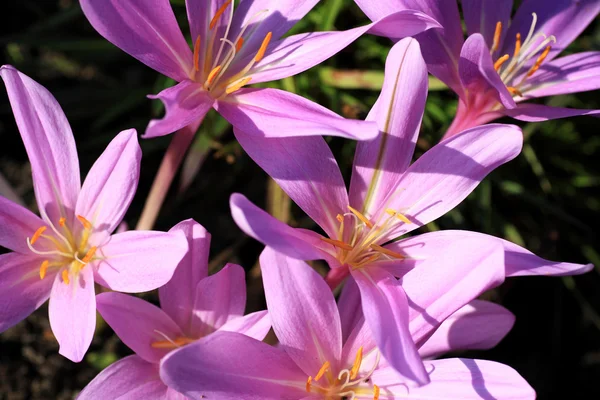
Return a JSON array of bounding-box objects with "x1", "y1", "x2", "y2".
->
[{"x1": 0, "y1": 1, "x2": 598, "y2": 399}]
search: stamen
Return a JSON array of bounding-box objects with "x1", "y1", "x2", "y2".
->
[
  {"x1": 206, "y1": 65, "x2": 223, "y2": 86},
  {"x1": 321, "y1": 237, "x2": 354, "y2": 251},
  {"x1": 336, "y1": 214, "x2": 344, "y2": 223},
  {"x1": 225, "y1": 77, "x2": 252, "y2": 94},
  {"x1": 31, "y1": 226, "x2": 47, "y2": 245},
  {"x1": 58, "y1": 217, "x2": 66, "y2": 227},
  {"x1": 209, "y1": 0, "x2": 232, "y2": 30},
  {"x1": 77, "y1": 215, "x2": 92, "y2": 230},
  {"x1": 507, "y1": 86, "x2": 523, "y2": 96},
  {"x1": 350, "y1": 346, "x2": 363, "y2": 380},
  {"x1": 315, "y1": 361, "x2": 330, "y2": 381},
  {"x1": 193, "y1": 36, "x2": 201, "y2": 72},
  {"x1": 348, "y1": 206, "x2": 374, "y2": 229},
  {"x1": 494, "y1": 54, "x2": 509, "y2": 71},
  {"x1": 385, "y1": 209, "x2": 411, "y2": 224},
  {"x1": 513, "y1": 33, "x2": 522, "y2": 58},
  {"x1": 491, "y1": 21, "x2": 502, "y2": 53},
  {"x1": 40, "y1": 260, "x2": 49, "y2": 279},
  {"x1": 235, "y1": 37, "x2": 244, "y2": 52},
  {"x1": 81, "y1": 246, "x2": 98, "y2": 264},
  {"x1": 370, "y1": 244, "x2": 405, "y2": 260},
  {"x1": 254, "y1": 32, "x2": 272, "y2": 62},
  {"x1": 151, "y1": 337, "x2": 195, "y2": 348},
  {"x1": 526, "y1": 45, "x2": 551, "y2": 78},
  {"x1": 373, "y1": 384, "x2": 380, "y2": 400},
  {"x1": 305, "y1": 376, "x2": 312, "y2": 393},
  {"x1": 62, "y1": 270, "x2": 70, "y2": 285}
]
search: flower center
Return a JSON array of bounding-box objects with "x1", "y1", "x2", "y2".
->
[
  {"x1": 320, "y1": 206, "x2": 410, "y2": 270},
  {"x1": 190, "y1": 0, "x2": 272, "y2": 99},
  {"x1": 305, "y1": 347, "x2": 381, "y2": 400},
  {"x1": 26, "y1": 215, "x2": 98, "y2": 284},
  {"x1": 490, "y1": 13, "x2": 556, "y2": 97}
]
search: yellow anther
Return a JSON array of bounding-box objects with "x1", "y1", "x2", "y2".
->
[
  {"x1": 348, "y1": 205, "x2": 374, "y2": 229},
  {"x1": 507, "y1": 86, "x2": 523, "y2": 97},
  {"x1": 40, "y1": 260, "x2": 49, "y2": 280},
  {"x1": 336, "y1": 214, "x2": 344, "y2": 223},
  {"x1": 81, "y1": 246, "x2": 98, "y2": 264},
  {"x1": 385, "y1": 209, "x2": 411, "y2": 224},
  {"x1": 206, "y1": 65, "x2": 222, "y2": 86},
  {"x1": 305, "y1": 376, "x2": 312, "y2": 392},
  {"x1": 225, "y1": 77, "x2": 252, "y2": 94},
  {"x1": 526, "y1": 45, "x2": 551, "y2": 78},
  {"x1": 209, "y1": 0, "x2": 232, "y2": 30},
  {"x1": 513, "y1": 33, "x2": 522, "y2": 58},
  {"x1": 31, "y1": 226, "x2": 47, "y2": 245},
  {"x1": 314, "y1": 361, "x2": 330, "y2": 381},
  {"x1": 370, "y1": 244, "x2": 406, "y2": 260},
  {"x1": 193, "y1": 36, "x2": 201, "y2": 72},
  {"x1": 350, "y1": 346, "x2": 363, "y2": 380},
  {"x1": 235, "y1": 37, "x2": 244, "y2": 52},
  {"x1": 62, "y1": 270, "x2": 70, "y2": 285},
  {"x1": 373, "y1": 384, "x2": 380, "y2": 400},
  {"x1": 320, "y1": 237, "x2": 354, "y2": 251},
  {"x1": 77, "y1": 215, "x2": 92, "y2": 230},
  {"x1": 491, "y1": 21, "x2": 502, "y2": 52},
  {"x1": 494, "y1": 54, "x2": 509, "y2": 71},
  {"x1": 151, "y1": 336, "x2": 195, "y2": 349},
  {"x1": 58, "y1": 217, "x2": 66, "y2": 227},
  {"x1": 254, "y1": 32, "x2": 272, "y2": 62}
]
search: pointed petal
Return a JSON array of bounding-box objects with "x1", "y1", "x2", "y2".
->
[
  {"x1": 260, "y1": 247, "x2": 343, "y2": 375},
  {"x1": 144, "y1": 80, "x2": 214, "y2": 138},
  {"x1": 48, "y1": 266, "x2": 96, "y2": 362},
  {"x1": 0, "y1": 65, "x2": 80, "y2": 223},
  {"x1": 160, "y1": 331, "x2": 307, "y2": 400},
  {"x1": 94, "y1": 230, "x2": 188, "y2": 292},
  {"x1": 230, "y1": 193, "x2": 326, "y2": 260},
  {"x1": 96, "y1": 292, "x2": 184, "y2": 363},
  {"x1": 380, "y1": 123, "x2": 523, "y2": 239},
  {"x1": 190, "y1": 264, "x2": 246, "y2": 337},
  {"x1": 0, "y1": 253, "x2": 53, "y2": 332},
  {"x1": 218, "y1": 310, "x2": 271, "y2": 341},
  {"x1": 248, "y1": 11, "x2": 440, "y2": 84},
  {"x1": 78, "y1": 355, "x2": 169, "y2": 400},
  {"x1": 0, "y1": 196, "x2": 45, "y2": 253},
  {"x1": 352, "y1": 267, "x2": 429, "y2": 385},
  {"x1": 185, "y1": 0, "x2": 224, "y2": 50},
  {"x1": 159, "y1": 219, "x2": 210, "y2": 331},
  {"x1": 232, "y1": 128, "x2": 348, "y2": 239},
  {"x1": 76, "y1": 129, "x2": 140, "y2": 244},
  {"x1": 418, "y1": 300, "x2": 515, "y2": 358},
  {"x1": 503, "y1": 103, "x2": 600, "y2": 122},
  {"x1": 349, "y1": 38, "x2": 428, "y2": 216},
  {"x1": 462, "y1": 0, "x2": 513, "y2": 50},
  {"x1": 79, "y1": 0, "x2": 193, "y2": 81}
]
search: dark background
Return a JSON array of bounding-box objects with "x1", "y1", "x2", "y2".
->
[{"x1": 0, "y1": 1, "x2": 598, "y2": 399}]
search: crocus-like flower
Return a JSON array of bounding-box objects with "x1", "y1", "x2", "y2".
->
[
  {"x1": 229, "y1": 38, "x2": 592, "y2": 379},
  {"x1": 79, "y1": 0, "x2": 440, "y2": 140},
  {"x1": 160, "y1": 248, "x2": 535, "y2": 399},
  {"x1": 354, "y1": 0, "x2": 600, "y2": 138},
  {"x1": 0, "y1": 66, "x2": 188, "y2": 362},
  {"x1": 78, "y1": 219, "x2": 271, "y2": 399}
]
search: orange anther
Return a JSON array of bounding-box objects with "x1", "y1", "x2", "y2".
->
[
  {"x1": 373, "y1": 384, "x2": 380, "y2": 400},
  {"x1": 62, "y1": 270, "x2": 70, "y2": 285},
  {"x1": 193, "y1": 36, "x2": 201, "y2": 72},
  {"x1": 225, "y1": 77, "x2": 252, "y2": 94},
  {"x1": 350, "y1": 346, "x2": 363, "y2": 380},
  {"x1": 77, "y1": 215, "x2": 92, "y2": 230},
  {"x1": 314, "y1": 361, "x2": 330, "y2": 381},
  {"x1": 206, "y1": 65, "x2": 222, "y2": 86},
  {"x1": 491, "y1": 21, "x2": 502, "y2": 52},
  {"x1": 235, "y1": 37, "x2": 244, "y2": 52},
  {"x1": 58, "y1": 217, "x2": 66, "y2": 227},
  {"x1": 348, "y1": 205, "x2": 374, "y2": 228},
  {"x1": 305, "y1": 376, "x2": 312, "y2": 392},
  {"x1": 40, "y1": 260, "x2": 49, "y2": 279},
  {"x1": 151, "y1": 336, "x2": 194, "y2": 348},
  {"x1": 254, "y1": 32, "x2": 272, "y2": 62},
  {"x1": 494, "y1": 54, "x2": 510, "y2": 71},
  {"x1": 336, "y1": 214, "x2": 344, "y2": 223},
  {"x1": 507, "y1": 86, "x2": 524, "y2": 97},
  {"x1": 513, "y1": 33, "x2": 522, "y2": 58},
  {"x1": 526, "y1": 45, "x2": 551, "y2": 78},
  {"x1": 209, "y1": 0, "x2": 232, "y2": 30},
  {"x1": 371, "y1": 244, "x2": 406, "y2": 260},
  {"x1": 320, "y1": 237, "x2": 354, "y2": 251},
  {"x1": 81, "y1": 246, "x2": 98, "y2": 264},
  {"x1": 31, "y1": 226, "x2": 47, "y2": 245}
]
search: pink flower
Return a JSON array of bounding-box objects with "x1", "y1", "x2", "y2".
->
[
  {"x1": 159, "y1": 248, "x2": 535, "y2": 399},
  {"x1": 78, "y1": 219, "x2": 270, "y2": 399},
  {"x1": 0, "y1": 66, "x2": 188, "y2": 362},
  {"x1": 228, "y1": 38, "x2": 592, "y2": 380},
  {"x1": 79, "y1": 0, "x2": 440, "y2": 140}
]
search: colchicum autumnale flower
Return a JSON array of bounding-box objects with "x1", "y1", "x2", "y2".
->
[
  {"x1": 79, "y1": 0, "x2": 440, "y2": 140},
  {"x1": 229, "y1": 38, "x2": 593, "y2": 378},
  {"x1": 0, "y1": 66, "x2": 188, "y2": 362},
  {"x1": 354, "y1": 0, "x2": 600, "y2": 138},
  {"x1": 160, "y1": 248, "x2": 535, "y2": 399},
  {"x1": 78, "y1": 219, "x2": 270, "y2": 399}
]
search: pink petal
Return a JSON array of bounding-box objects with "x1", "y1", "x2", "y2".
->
[
  {"x1": 185, "y1": 1, "x2": 226, "y2": 67},
  {"x1": 260, "y1": 247, "x2": 343, "y2": 375},
  {"x1": 189, "y1": 263, "x2": 246, "y2": 337},
  {"x1": 144, "y1": 80, "x2": 214, "y2": 138},
  {"x1": 349, "y1": 38, "x2": 428, "y2": 216},
  {"x1": 48, "y1": 266, "x2": 96, "y2": 362},
  {"x1": 96, "y1": 292, "x2": 184, "y2": 363},
  {"x1": 76, "y1": 129, "x2": 140, "y2": 244},
  {"x1": 232, "y1": 129, "x2": 348, "y2": 239},
  {"x1": 79, "y1": 0, "x2": 193, "y2": 81},
  {"x1": 160, "y1": 331, "x2": 307, "y2": 400},
  {"x1": 503, "y1": 103, "x2": 600, "y2": 122},
  {"x1": 418, "y1": 300, "x2": 515, "y2": 358},
  {"x1": 462, "y1": 0, "x2": 513, "y2": 51},
  {"x1": 338, "y1": 276, "x2": 362, "y2": 342},
  {"x1": 94, "y1": 230, "x2": 188, "y2": 292},
  {"x1": 78, "y1": 355, "x2": 170, "y2": 400},
  {"x1": 218, "y1": 310, "x2": 271, "y2": 341},
  {"x1": 217, "y1": 87, "x2": 378, "y2": 140},
  {"x1": 351, "y1": 267, "x2": 429, "y2": 385},
  {"x1": 0, "y1": 196, "x2": 45, "y2": 253},
  {"x1": 0, "y1": 65, "x2": 80, "y2": 224},
  {"x1": 0, "y1": 253, "x2": 53, "y2": 332},
  {"x1": 159, "y1": 219, "x2": 210, "y2": 332},
  {"x1": 230, "y1": 193, "x2": 327, "y2": 260}
]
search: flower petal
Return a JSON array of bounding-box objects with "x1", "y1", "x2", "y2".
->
[
  {"x1": 159, "y1": 219, "x2": 210, "y2": 332},
  {"x1": 79, "y1": 0, "x2": 193, "y2": 81},
  {"x1": 160, "y1": 331, "x2": 307, "y2": 400},
  {"x1": 351, "y1": 267, "x2": 429, "y2": 385},
  {"x1": 76, "y1": 129, "x2": 140, "y2": 244},
  {"x1": 230, "y1": 193, "x2": 327, "y2": 260},
  {"x1": 144, "y1": 80, "x2": 214, "y2": 138},
  {"x1": 48, "y1": 266, "x2": 96, "y2": 362},
  {"x1": 0, "y1": 253, "x2": 53, "y2": 332},
  {"x1": 503, "y1": 103, "x2": 600, "y2": 122},
  {"x1": 78, "y1": 355, "x2": 169, "y2": 400},
  {"x1": 189, "y1": 263, "x2": 246, "y2": 337},
  {"x1": 94, "y1": 230, "x2": 188, "y2": 292},
  {"x1": 349, "y1": 38, "x2": 428, "y2": 216},
  {"x1": 218, "y1": 310, "x2": 271, "y2": 341},
  {"x1": 462, "y1": 0, "x2": 513, "y2": 51},
  {"x1": 0, "y1": 196, "x2": 45, "y2": 253},
  {"x1": 418, "y1": 300, "x2": 515, "y2": 359},
  {"x1": 379, "y1": 123, "x2": 523, "y2": 239},
  {"x1": 96, "y1": 292, "x2": 184, "y2": 363},
  {"x1": 232, "y1": 128, "x2": 348, "y2": 239},
  {"x1": 338, "y1": 276, "x2": 362, "y2": 342},
  {"x1": 0, "y1": 65, "x2": 80, "y2": 224},
  {"x1": 260, "y1": 247, "x2": 343, "y2": 375}
]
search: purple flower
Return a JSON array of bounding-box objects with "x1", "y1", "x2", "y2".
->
[
  {"x1": 159, "y1": 248, "x2": 535, "y2": 399},
  {"x1": 0, "y1": 66, "x2": 188, "y2": 362},
  {"x1": 228, "y1": 38, "x2": 593, "y2": 380},
  {"x1": 78, "y1": 219, "x2": 271, "y2": 399},
  {"x1": 79, "y1": 0, "x2": 440, "y2": 140},
  {"x1": 354, "y1": 0, "x2": 600, "y2": 137}
]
